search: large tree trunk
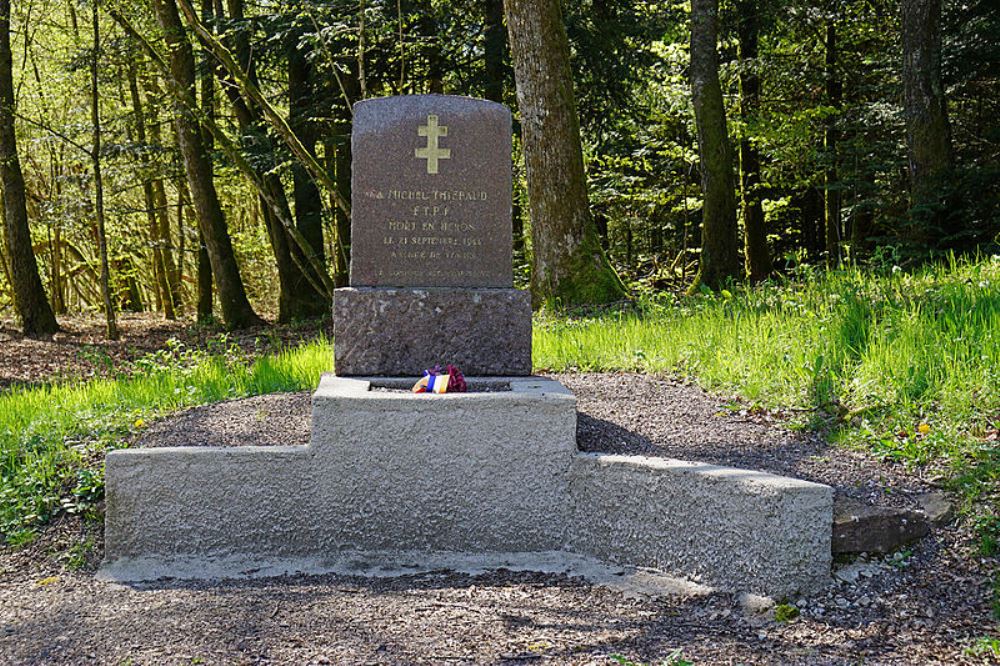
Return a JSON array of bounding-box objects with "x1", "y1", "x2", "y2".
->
[
  {"x1": 91, "y1": 0, "x2": 118, "y2": 339},
  {"x1": 152, "y1": 0, "x2": 260, "y2": 328},
  {"x1": 689, "y1": 0, "x2": 740, "y2": 291},
  {"x1": 902, "y1": 0, "x2": 954, "y2": 237},
  {"x1": 0, "y1": 0, "x2": 58, "y2": 336},
  {"x1": 736, "y1": 0, "x2": 772, "y2": 283},
  {"x1": 824, "y1": 21, "x2": 842, "y2": 265},
  {"x1": 504, "y1": 0, "x2": 624, "y2": 306}
]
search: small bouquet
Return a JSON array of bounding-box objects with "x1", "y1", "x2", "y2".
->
[{"x1": 411, "y1": 364, "x2": 467, "y2": 394}]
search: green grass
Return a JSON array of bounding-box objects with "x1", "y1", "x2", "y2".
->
[
  {"x1": 2, "y1": 256, "x2": 998, "y2": 548},
  {"x1": 536, "y1": 255, "x2": 999, "y2": 525},
  {"x1": 0, "y1": 336, "x2": 333, "y2": 541}
]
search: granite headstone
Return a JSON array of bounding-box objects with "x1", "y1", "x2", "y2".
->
[
  {"x1": 334, "y1": 95, "x2": 531, "y2": 377},
  {"x1": 350, "y1": 96, "x2": 513, "y2": 288}
]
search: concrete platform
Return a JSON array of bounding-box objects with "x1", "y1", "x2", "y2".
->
[{"x1": 103, "y1": 376, "x2": 833, "y2": 596}]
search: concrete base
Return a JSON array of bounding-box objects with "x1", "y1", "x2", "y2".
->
[{"x1": 103, "y1": 376, "x2": 833, "y2": 597}]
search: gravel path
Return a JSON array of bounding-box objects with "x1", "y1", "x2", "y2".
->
[
  {"x1": 3, "y1": 372, "x2": 996, "y2": 664},
  {"x1": 137, "y1": 373, "x2": 933, "y2": 508}
]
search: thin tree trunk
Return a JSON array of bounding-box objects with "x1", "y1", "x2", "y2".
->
[
  {"x1": 332, "y1": 135, "x2": 351, "y2": 288},
  {"x1": 737, "y1": 0, "x2": 772, "y2": 282},
  {"x1": 902, "y1": 0, "x2": 954, "y2": 239},
  {"x1": 824, "y1": 21, "x2": 842, "y2": 266},
  {"x1": 91, "y1": 0, "x2": 118, "y2": 339},
  {"x1": 128, "y1": 62, "x2": 175, "y2": 319},
  {"x1": 152, "y1": 0, "x2": 260, "y2": 328},
  {"x1": 287, "y1": 35, "x2": 329, "y2": 319},
  {"x1": 504, "y1": 0, "x2": 625, "y2": 306},
  {"x1": 51, "y1": 221, "x2": 64, "y2": 313},
  {"x1": 689, "y1": 0, "x2": 740, "y2": 291},
  {"x1": 851, "y1": 168, "x2": 876, "y2": 255},
  {"x1": 0, "y1": 0, "x2": 58, "y2": 335},
  {"x1": 145, "y1": 76, "x2": 183, "y2": 311},
  {"x1": 483, "y1": 0, "x2": 505, "y2": 103}
]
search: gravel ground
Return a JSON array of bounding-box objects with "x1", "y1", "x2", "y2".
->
[{"x1": 3, "y1": 372, "x2": 997, "y2": 664}]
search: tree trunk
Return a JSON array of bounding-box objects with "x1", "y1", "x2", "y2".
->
[
  {"x1": 332, "y1": 135, "x2": 351, "y2": 288},
  {"x1": 504, "y1": 0, "x2": 625, "y2": 306},
  {"x1": 0, "y1": 0, "x2": 58, "y2": 336},
  {"x1": 824, "y1": 21, "x2": 842, "y2": 266},
  {"x1": 287, "y1": 36, "x2": 329, "y2": 319},
  {"x1": 902, "y1": 0, "x2": 954, "y2": 237},
  {"x1": 91, "y1": 0, "x2": 118, "y2": 339},
  {"x1": 146, "y1": 76, "x2": 183, "y2": 311},
  {"x1": 736, "y1": 0, "x2": 772, "y2": 282},
  {"x1": 483, "y1": 0, "x2": 506, "y2": 103},
  {"x1": 153, "y1": 0, "x2": 260, "y2": 328},
  {"x1": 128, "y1": 63, "x2": 175, "y2": 320},
  {"x1": 212, "y1": 0, "x2": 328, "y2": 321},
  {"x1": 689, "y1": 0, "x2": 740, "y2": 291}
]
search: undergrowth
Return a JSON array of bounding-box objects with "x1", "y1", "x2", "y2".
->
[{"x1": 0, "y1": 336, "x2": 332, "y2": 542}]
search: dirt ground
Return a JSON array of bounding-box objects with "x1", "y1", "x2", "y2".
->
[
  {"x1": 0, "y1": 314, "x2": 329, "y2": 389},
  {"x1": 1, "y1": 323, "x2": 997, "y2": 664}
]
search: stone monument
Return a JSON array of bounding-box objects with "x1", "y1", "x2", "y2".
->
[
  {"x1": 101, "y1": 95, "x2": 834, "y2": 598},
  {"x1": 334, "y1": 95, "x2": 531, "y2": 376}
]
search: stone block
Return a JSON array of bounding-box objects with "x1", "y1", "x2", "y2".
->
[
  {"x1": 567, "y1": 454, "x2": 834, "y2": 597},
  {"x1": 309, "y1": 375, "x2": 577, "y2": 553},
  {"x1": 333, "y1": 286, "x2": 531, "y2": 376},
  {"x1": 832, "y1": 497, "x2": 929, "y2": 555}
]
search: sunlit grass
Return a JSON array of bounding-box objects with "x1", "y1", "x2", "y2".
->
[
  {"x1": 0, "y1": 336, "x2": 333, "y2": 540},
  {"x1": 536, "y1": 255, "x2": 999, "y2": 524}
]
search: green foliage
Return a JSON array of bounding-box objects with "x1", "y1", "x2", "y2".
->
[
  {"x1": 773, "y1": 603, "x2": 800, "y2": 623},
  {"x1": 610, "y1": 650, "x2": 693, "y2": 666},
  {"x1": 536, "y1": 256, "x2": 1000, "y2": 529},
  {"x1": 0, "y1": 337, "x2": 333, "y2": 540},
  {"x1": 977, "y1": 515, "x2": 1000, "y2": 558},
  {"x1": 964, "y1": 635, "x2": 1000, "y2": 660}
]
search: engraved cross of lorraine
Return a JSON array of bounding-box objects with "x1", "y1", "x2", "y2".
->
[{"x1": 415, "y1": 114, "x2": 451, "y2": 174}]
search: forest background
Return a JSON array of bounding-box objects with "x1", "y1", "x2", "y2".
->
[{"x1": 0, "y1": 0, "x2": 996, "y2": 329}]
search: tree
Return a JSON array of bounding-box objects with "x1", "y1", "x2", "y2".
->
[
  {"x1": 823, "y1": 17, "x2": 842, "y2": 265},
  {"x1": 689, "y1": 0, "x2": 740, "y2": 291},
  {"x1": 152, "y1": 0, "x2": 261, "y2": 328},
  {"x1": 902, "y1": 0, "x2": 954, "y2": 239},
  {"x1": 90, "y1": 0, "x2": 118, "y2": 339},
  {"x1": 736, "y1": 0, "x2": 772, "y2": 282},
  {"x1": 0, "y1": 0, "x2": 58, "y2": 336},
  {"x1": 504, "y1": 0, "x2": 625, "y2": 307}
]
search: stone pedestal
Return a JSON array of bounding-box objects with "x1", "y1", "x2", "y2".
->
[
  {"x1": 103, "y1": 376, "x2": 834, "y2": 597},
  {"x1": 333, "y1": 287, "x2": 532, "y2": 376}
]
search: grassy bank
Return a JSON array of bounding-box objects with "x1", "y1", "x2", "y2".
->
[
  {"x1": 0, "y1": 337, "x2": 332, "y2": 542},
  {"x1": 535, "y1": 256, "x2": 999, "y2": 545},
  {"x1": 2, "y1": 257, "x2": 998, "y2": 550}
]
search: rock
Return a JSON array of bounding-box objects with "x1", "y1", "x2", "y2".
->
[
  {"x1": 738, "y1": 592, "x2": 776, "y2": 615},
  {"x1": 834, "y1": 561, "x2": 886, "y2": 584},
  {"x1": 832, "y1": 497, "x2": 930, "y2": 555},
  {"x1": 914, "y1": 491, "x2": 955, "y2": 526}
]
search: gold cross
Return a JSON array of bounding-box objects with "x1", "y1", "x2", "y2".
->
[{"x1": 415, "y1": 114, "x2": 451, "y2": 174}]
